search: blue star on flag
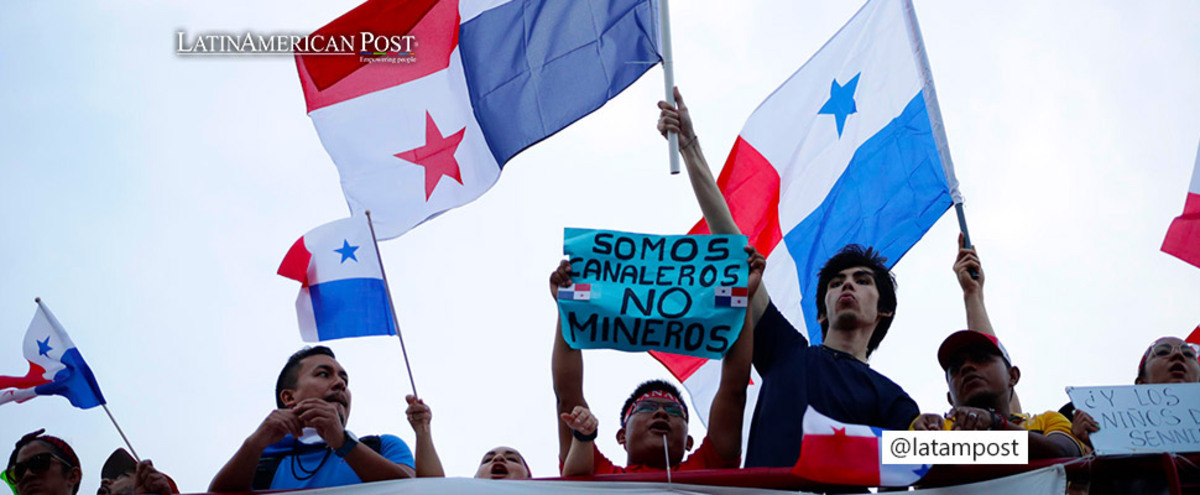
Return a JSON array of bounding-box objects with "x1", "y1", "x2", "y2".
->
[
  {"x1": 37, "y1": 336, "x2": 53, "y2": 357},
  {"x1": 334, "y1": 240, "x2": 360, "y2": 263},
  {"x1": 818, "y1": 73, "x2": 860, "y2": 137}
]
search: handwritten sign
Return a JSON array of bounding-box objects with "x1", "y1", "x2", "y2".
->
[
  {"x1": 1066, "y1": 383, "x2": 1200, "y2": 455},
  {"x1": 557, "y1": 228, "x2": 750, "y2": 359}
]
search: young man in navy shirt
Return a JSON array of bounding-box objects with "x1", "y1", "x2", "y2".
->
[{"x1": 657, "y1": 90, "x2": 919, "y2": 467}]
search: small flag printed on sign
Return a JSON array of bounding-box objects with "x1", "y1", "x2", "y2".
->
[
  {"x1": 558, "y1": 283, "x2": 592, "y2": 301},
  {"x1": 715, "y1": 286, "x2": 748, "y2": 307}
]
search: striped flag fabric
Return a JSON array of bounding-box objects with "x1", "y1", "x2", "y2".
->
[
  {"x1": 297, "y1": 0, "x2": 662, "y2": 240},
  {"x1": 793, "y1": 406, "x2": 930, "y2": 487},
  {"x1": 1162, "y1": 140, "x2": 1200, "y2": 268},
  {"x1": 0, "y1": 300, "x2": 106, "y2": 409},
  {"x1": 278, "y1": 216, "x2": 396, "y2": 342}
]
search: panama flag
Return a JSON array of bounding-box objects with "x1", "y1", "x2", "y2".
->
[
  {"x1": 793, "y1": 406, "x2": 929, "y2": 487},
  {"x1": 653, "y1": 0, "x2": 959, "y2": 429},
  {"x1": 278, "y1": 216, "x2": 396, "y2": 342},
  {"x1": 1162, "y1": 140, "x2": 1200, "y2": 268},
  {"x1": 297, "y1": 0, "x2": 661, "y2": 240},
  {"x1": 0, "y1": 300, "x2": 106, "y2": 409}
]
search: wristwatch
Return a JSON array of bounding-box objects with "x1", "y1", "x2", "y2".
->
[{"x1": 334, "y1": 431, "x2": 359, "y2": 458}]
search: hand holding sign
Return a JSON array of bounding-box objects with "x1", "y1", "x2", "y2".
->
[{"x1": 556, "y1": 228, "x2": 751, "y2": 360}]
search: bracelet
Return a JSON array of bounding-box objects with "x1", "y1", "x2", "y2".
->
[
  {"x1": 681, "y1": 135, "x2": 698, "y2": 151},
  {"x1": 571, "y1": 429, "x2": 598, "y2": 442}
]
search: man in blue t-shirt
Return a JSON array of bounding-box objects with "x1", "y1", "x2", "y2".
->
[
  {"x1": 657, "y1": 90, "x2": 919, "y2": 467},
  {"x1": 209, "y1": 346, "x2": 415, "y2": 491}
]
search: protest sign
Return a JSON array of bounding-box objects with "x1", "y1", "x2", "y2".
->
[
  {"x1": 1066, "y1": 383, "x2": 1200, "y2": 454},
  {"x1": 557, "y1": 228, "x2": 750, "y2": 360}
]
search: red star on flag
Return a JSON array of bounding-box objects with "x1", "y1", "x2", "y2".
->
[{"x1": 395, "y1": 111, "x2": 466, "y2": 201}]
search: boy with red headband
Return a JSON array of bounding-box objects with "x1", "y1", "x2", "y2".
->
[{"x1": 551, "y1": 248, "x2": 763, "y2": 475}]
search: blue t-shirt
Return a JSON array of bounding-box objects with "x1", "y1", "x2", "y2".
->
[
  {"x1": 746, "y1": 302, "x2": 919, "y2": 468},
  {"x1": 263, "y1": 433, "x2": 414, "y2": 489}
]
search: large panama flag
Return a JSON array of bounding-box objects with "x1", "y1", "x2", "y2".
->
[
  {"x1": 653, "y1": 0, "x2": 961, "y2": 427},
  {"x1": 296, "y1": 0, "x2": 662, "y2": 240},
  {"x1": 0, "y1": 300, "x2": 106, "y2": 409}
]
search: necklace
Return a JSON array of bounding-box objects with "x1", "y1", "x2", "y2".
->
[{"x1": 289, "y1": 442, "x2": 332, "y2": 481}]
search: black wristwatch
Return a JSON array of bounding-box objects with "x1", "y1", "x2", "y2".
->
[
  {"x1": 334, "y1": 431, "x2": 359, "y2": 457},
  {"x1": 572, "y1": 429, "x2": 598, "y2": 442}
]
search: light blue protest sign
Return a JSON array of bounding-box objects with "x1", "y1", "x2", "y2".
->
[
  {"x1": 557, "y1": 228, "x2": 750, "y2": 359},
  {"x1": 1067, "y1": 383, "x2": 1200, "y2": 455}
]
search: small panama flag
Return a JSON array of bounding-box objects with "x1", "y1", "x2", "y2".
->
[
  {"x1": 714, "y1": 286, "x2": 749, "y2": 308},
  {"x1": 557, "y1": 284, "x2": 592, "y2": 301}
]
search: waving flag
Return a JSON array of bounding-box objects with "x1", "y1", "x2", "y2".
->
[
  {"x1": 653, "y1": 0, "x2": 958, "y2": 429},
  {"x1": 794, "y1": 406, "x2": 929, "y2": 487},
  {"x1": 278, "y1": 216, "x2": 396, "y2": 342},
  {"x1": 297, "y1": 0, "x2": 661, "y2": 240},
  {"x1": 0, "y1": 300, "x2": 106, "y2": 409},
  {"x1": 1162, "y1": 140, "x2": 1200, "y2": 268}
]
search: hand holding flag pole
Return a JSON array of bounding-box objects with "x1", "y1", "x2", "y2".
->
[
  {"x1": 659, "y1": 0, "x2": 680, "y2": 175},
  {"x1": 364, "y1": 210, "x2": 418, "y2": 398}
]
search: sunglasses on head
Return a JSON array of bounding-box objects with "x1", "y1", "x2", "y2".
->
[
  {"x1": 1150, "y1": 342, "x2": 1200, "y2": 359},
  {"x1": 8, "y1": 452, "x2": 71, "y2": 482},
  {"x1": 630, "y1": 400, "x2": 686, "y2": 419}
]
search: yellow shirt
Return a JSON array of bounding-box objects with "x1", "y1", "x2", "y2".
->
[{"x1": 933, "y1": 411, "x2": 1086, "y2": 454}]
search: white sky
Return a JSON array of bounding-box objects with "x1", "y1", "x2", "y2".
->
[{"x1": 1, "y1": 0, "x2": 1198, "y2": 492}]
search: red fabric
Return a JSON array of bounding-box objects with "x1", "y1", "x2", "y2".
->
[
  {"x1": 1163, "y1": 192, "x2": 1200, "y2": 268},
  {"x1": 649, "y1": 136, "x2": 782, "y2": 383},
  {"x1": 276, "y1": 237, "x2": 312, "y2": 286},
  {"x1": 592, "y1": 437, "x2": 738, "y2": 474},
  {"x1": 296, "y1": 0, "x2": 459, "y2": 112},
  {"x1": 0, "y1": 362, "x2": 49, "y2": 389},
  {"x1": 792, "y1": 427, "x2": 880, "y2": 486},
  {"x1": 298, "y1": 0, "x2": 438, "y2": 91},
  {"x1": 1186, "y1": 325, "x2": 1200, "y2": 346}
]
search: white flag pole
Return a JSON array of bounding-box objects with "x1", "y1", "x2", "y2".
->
[
  {"x1": 659, "y1": 0, "x2": 680, "y2": 175},
  {"x1": 363, "y1": 212, "x2": 419, "y2": 398},
  {"x1": 34, "y1": 297, "x2": 141, "y2": 462}
]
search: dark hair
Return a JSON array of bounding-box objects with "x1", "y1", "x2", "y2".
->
[
  {"x1": 7, "y1": 429, "x2": 80, "y2": 495},
  {"x1": 275, "y1": 346, "x2": 335, "y2": 408},
  {"x1": 814, "y1": 244, "x2": 897, "y2": 358},
  {"x1": 619, "y1": 380, "x2": 688, "y2": 426}
]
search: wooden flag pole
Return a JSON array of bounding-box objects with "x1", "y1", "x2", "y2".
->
[
  {"x1": 363, "y1": 211, "x2": 418, "y2": 398},
  {"x1": 659, "y1": 0, "x2": 680, "y2": 175}
]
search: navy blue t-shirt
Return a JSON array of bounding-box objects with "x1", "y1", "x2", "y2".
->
[{"x1": 746, "y1": 301, "x2": 919, "y2": 468}]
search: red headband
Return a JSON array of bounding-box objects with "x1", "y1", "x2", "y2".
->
[{"x1": 622, "y1": 390, "x2": 684, "y2": 425}]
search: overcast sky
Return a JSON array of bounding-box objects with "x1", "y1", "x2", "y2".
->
[{"x1": 1, "y1": 0, "x2": 1198, "y2": 492}]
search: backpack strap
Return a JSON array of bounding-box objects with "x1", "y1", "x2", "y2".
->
[{"x1": 251, "y1": 435, "x2": 385, "y2": 490}]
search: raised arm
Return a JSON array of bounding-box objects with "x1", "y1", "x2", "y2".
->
[
  {"x1": 658, "y1": 87, "x2": 770, "y2": 321},
  {"x1": 405, "y1": 395, "x2": 445, "y2": 477},
  {"x1": 550, "y1": 260, "x2": 589, "y2": 466},
  {"x1": 953, "y1": 235, "x2": 1022, "y2": 412},
  {"x1": 705, "y1": 247, "x2": 765, "y2": 461},
  {"x1": 559, "y1": 405, "x2": 599, "y2": 476}
]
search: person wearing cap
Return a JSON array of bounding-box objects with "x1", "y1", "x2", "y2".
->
[
  {"x1": 6, "y1": 430, "x2": 81, "y2": 495},
  {"x1": 208, "y1": 346, "x2": 415, "y2": 491},
  {"x1": 912, "y1": 330, "x2": 1085, "y2": 458},
  {"x1": 656, "y1": 89, "x2": 921, "y2": 468},
  {"x1": 1065, "y1": 336, "x2": 1200, "y2": 449},
  {"x1": 97, "y1": 449, "x2": 176, "y2": 495},
  {"x1": 550, "y1": 247, "x2": 763, "y2": 475}
]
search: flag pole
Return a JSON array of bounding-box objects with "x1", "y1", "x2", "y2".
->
[
  {"x1": 953, "y1": 203, "x2": 979, "y2": 279},
  {"x1": 659, "y1": 0, "x2": 680, "y2": 175},
  {"x1": 101, "y1": 404, "x2": 141, "y2": 462},
  {"x1": 363, "y1": 211, "x2": 419, "y2": 398},
  {"x1": 33, "y1": 298, "x2": 141, "y2": 462}
]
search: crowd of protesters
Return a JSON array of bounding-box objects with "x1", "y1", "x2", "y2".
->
[{"x1": 6, "y1": 91, "x2": 1197, "y2": 495}]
